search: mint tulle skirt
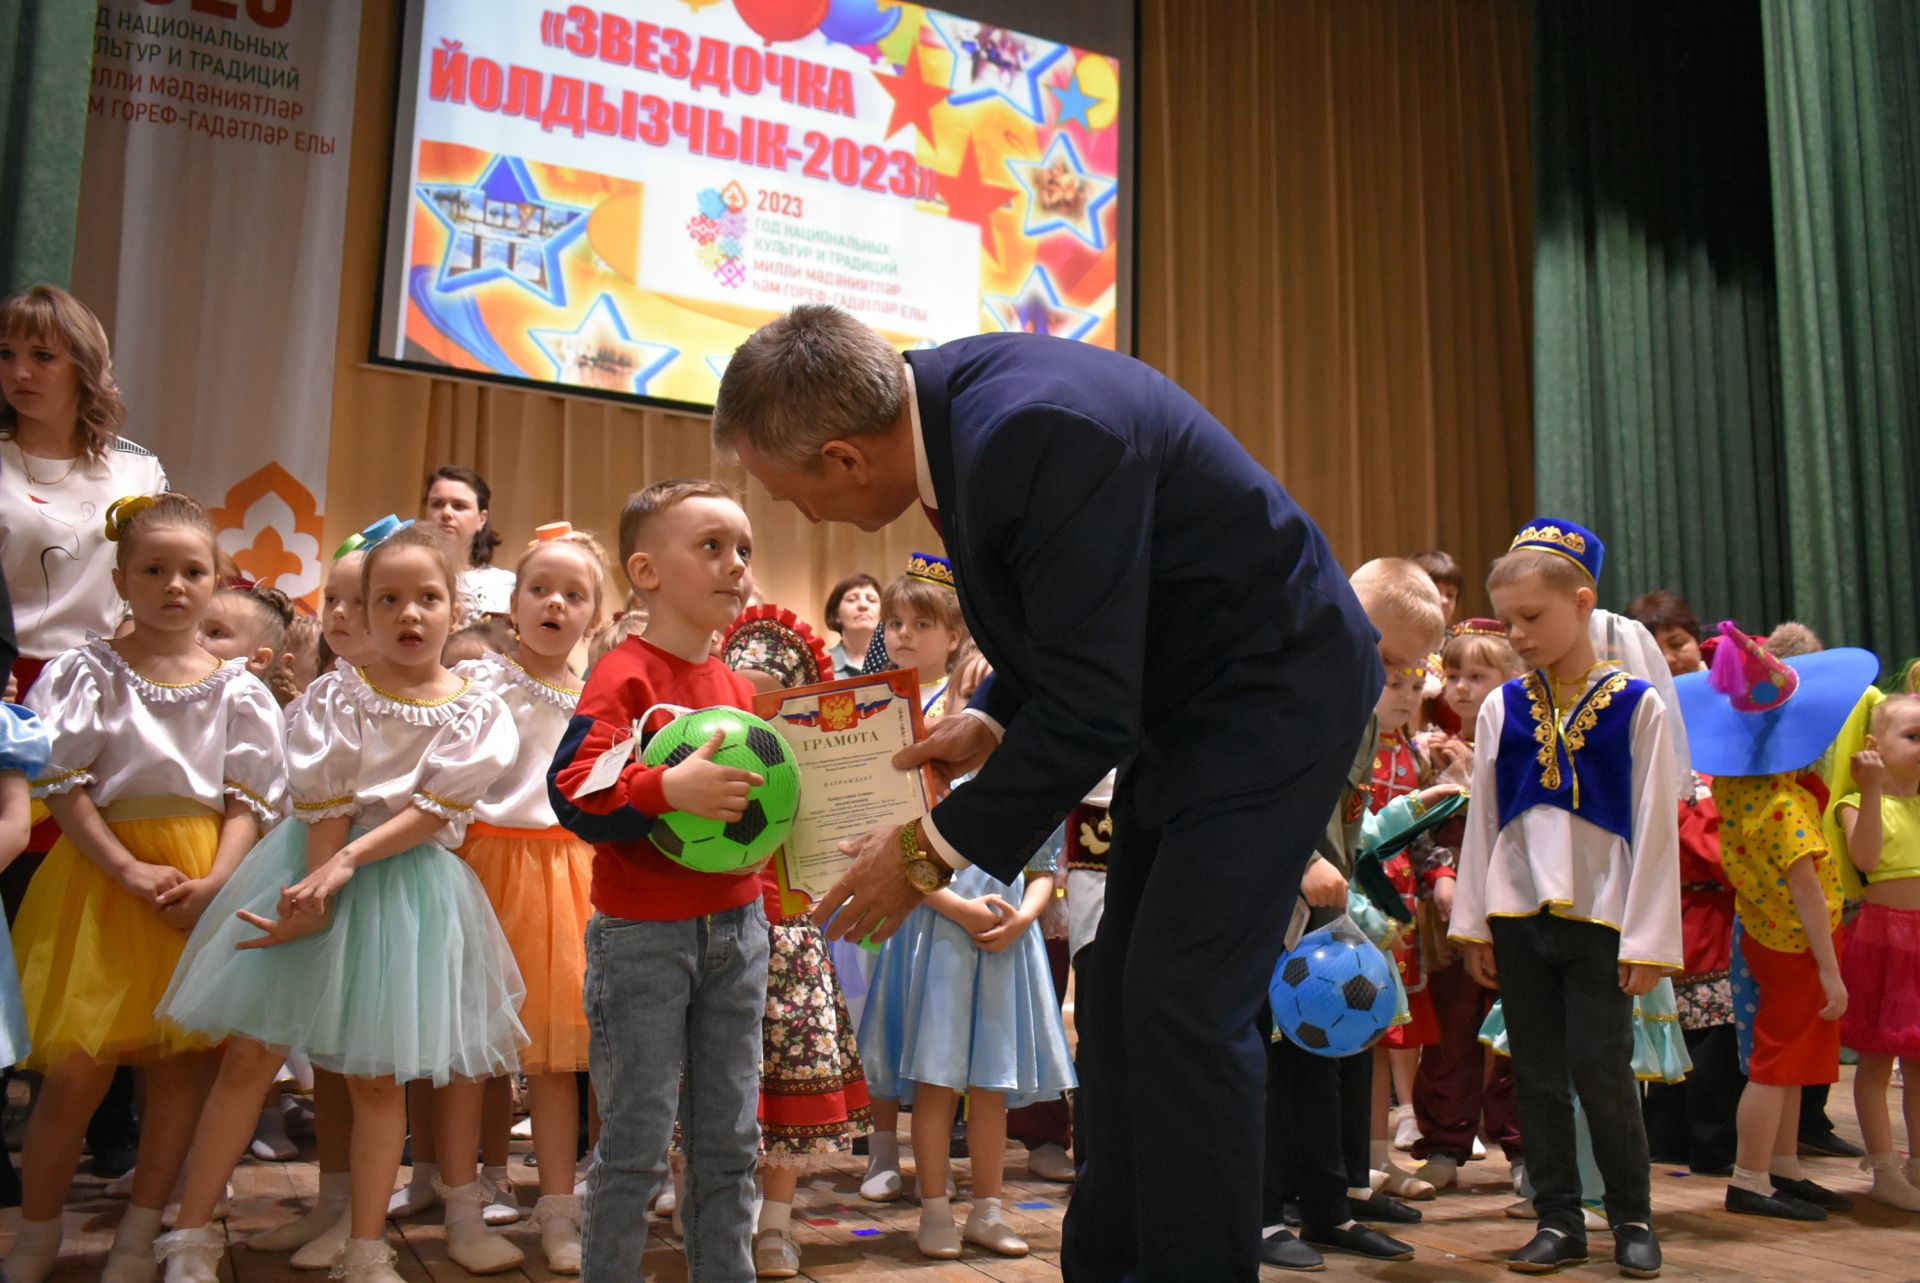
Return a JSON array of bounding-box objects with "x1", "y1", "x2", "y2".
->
[
  {"x1": 157, "y1": 822, "x2": 528, "y2": 1085},
  {"x1": 1478, "y1": 978, "x2": 1692, "y2": 1084}
]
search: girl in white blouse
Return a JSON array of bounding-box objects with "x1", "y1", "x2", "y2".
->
[
  {"x1": 4, "y1": 494, "x2": 286, "y2": 1283},
  {"x1": 154, "y1": 524, "x2": 526, "y2": 1283}
]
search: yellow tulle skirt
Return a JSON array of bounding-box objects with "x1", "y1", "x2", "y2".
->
[
  {"x1": 13, "y1": 800, "x2": 220, "y2": 1068},
  {"x1": 459, "y1": 823, "x2": 593, "y2": 1075}
]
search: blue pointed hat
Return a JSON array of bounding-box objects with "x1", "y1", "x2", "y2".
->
[{"x1": 1673, "y1": 621, "x2": 1880, "y2": 775}]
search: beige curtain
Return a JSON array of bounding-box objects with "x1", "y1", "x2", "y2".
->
[{"x1": 328, "y1": 0, "x2": 1533, "y2": 625}]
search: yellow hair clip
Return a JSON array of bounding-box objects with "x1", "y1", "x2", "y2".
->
[{"x1": 103, "y1": 495, "x2": 158, "y2": 542}]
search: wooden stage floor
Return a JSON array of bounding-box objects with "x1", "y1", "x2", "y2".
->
[{"x1": 8, "y1": 1066, "x2": 1918, "y2": 1281}]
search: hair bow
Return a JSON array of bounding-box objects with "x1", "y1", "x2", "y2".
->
[{"x1": 103, "y1": 494, "x2": 158, "y2": 542}]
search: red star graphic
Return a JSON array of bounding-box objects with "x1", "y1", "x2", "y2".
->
[
  {"x1": 873, "y1": 44, "x2": 948, "y2": 145},
  {"x1": 937, "y1": 137, "x2": 1017, "y2": 262}
]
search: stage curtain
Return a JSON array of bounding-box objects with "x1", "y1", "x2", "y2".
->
[
  {"x1": 1135, "y1": 0, "x2": 1535, "y2": 613},
  {"x1": 1530, "y1": 0, "x2": 1790, "y2": 628},
  {"x1": 328, "y1": 0, "x2": 1535, "y2": 625},
  {"x1": 1762, "y1": 0, "x2": 1920, "y2": 668},
  {"x1": 0, "y1": 0, "x2": 95, "y2": 291}
]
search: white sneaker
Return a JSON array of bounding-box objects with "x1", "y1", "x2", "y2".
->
[
  {"x1": 1471, "y1": 1136, "x2": 1487, "y2": 1160},
  {"x1": 386, "y1": 1163, "x2": 440, "y2": 1218},
  {"x1": 1510, "y1": 1160, "x2": 1528, "y2": 1197},
  {"x1": 859, "y1": 1164, "x2": 905, "y2": 1202},
  {"x1": 752, "y1": 1228, "x2": 800, "y2": 1278},
  {"x1": 1864, "y1": 1155, "x2": 1920, "y2": 1211},
  {"x1": 480, "y1": 1167, "x2": 522, "y2": 1226},
  {"x1": 1390, "y1": 1104, "x2": 1421, "y2": 1152},
  {"x1": 288, "y1": 1214, "x2": 350, "y2": 1270},
  {"x1": 154, "y1": 1227, "x2": 224, "y2": 1283},
  {"x1": 1418, "y1": 1155, "x2": 1459, "y2": 1190},
  {"x1": 1380, "y1": 1161, "x2": 1436, "y2": 1200},
  {"x1": 1025, "y1": 1142, "x2": 1076, "y2": 1182},
  {"x1": 251, "y1": 1106, "x2": 297, "y2": 1161}
]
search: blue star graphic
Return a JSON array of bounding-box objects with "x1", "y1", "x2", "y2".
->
[
  {"x1": 924, "y1": 13, "x2": 1066, "y2": 124},
  {"x1": 530, "y1": 295, "x2": 678, "y2": 396},
  {"x1": 416, "y1": 155, "x2": 589, "y2": 306},
  {"x1": 983, "y1": 266, "x2": 1099, "y2": 342},
  {"x1": 706, "y1": 354, "x2": 732, "y2": 383},
  {"x1": 1049, "y1": 72, "x2": 1101, "y2": 131},
  {"x1": 1005, "y1": 132, "x2": 1118, "y2": 251}
]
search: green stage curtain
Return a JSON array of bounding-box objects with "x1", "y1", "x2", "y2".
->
[
  {"x1": 1531, "y1": 0, "x2": 1789, "y2": 628},
  {"x1": 1763, "y1": 0, "x2": 1920, "y2": 669},
  {"x1": 0, "y1": 0, "x2": 95, "y2": 292}
]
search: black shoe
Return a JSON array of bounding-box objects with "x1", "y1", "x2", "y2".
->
[
  {"x1": 1772, "y1": 1175, "x2": 1852, "y2": 1211},
  {"x1": 1799, "y1": 1129, "x2": 1865, "y2": 1159},
  {"x1": 87, "y1": 1144, "x2": 137, "y2": 1180},
  {"x1": 1280, "y1": 1201, "x2": 1302, "y2": 1229},
  {"x1": 1613, "y1": 1225, "x2": 1661, "y2": 1279},
  {"x1": 1506, "y1": 1230, "x2": 1590, "y2": 1275},
  {"x1": 1259, "y1": 1230, "x2": 1326, "y2": 1272},
  {"x1": 1305, "y1": 1224, "x2": 1414, "y2": 1261},
  {"x1": 1724, "y1": 1184, "x2": 1826, "y2": 1221},
  {"x1": 1689, "y1": 1163, "x2": 1734, "y2": 1178},
  {"x1": 0, "y1": 1154, "x2": 18, "y2": 1209},
  {"x1": 1348, "y1": 1192, "x2": 1422, "y2": 1224}
]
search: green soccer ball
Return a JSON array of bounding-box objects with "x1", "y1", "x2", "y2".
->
[{"x1": 641, "y1": 707, "x2": 801, "y2": 873}]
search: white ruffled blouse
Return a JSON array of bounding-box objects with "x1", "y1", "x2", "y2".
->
[
  {"x1": 288, "y1": 665, "x2": 517, "y2": 848},
  {"x1": 454, "y1": 652, "x2": 579, "y2": 832},
  {"x1": 24, "y1": 640, "x2": 287, "y2": 823}
]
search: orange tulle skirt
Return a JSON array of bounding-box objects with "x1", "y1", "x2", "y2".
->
[{"x1": 459, "y1": 823, "x2": 593, "y2": 1074}]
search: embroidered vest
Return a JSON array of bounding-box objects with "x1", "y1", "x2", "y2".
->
[{"x1": 1495, "y1": 670, "x2": 1649, "y2": 844}]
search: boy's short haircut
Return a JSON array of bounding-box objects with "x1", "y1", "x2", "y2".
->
[
  {"x1": 1486, "y1": 548, "x2": 1591, "y2": 597},
  {"x1": 618, "y1": 480, "x2": 743, "y2": 564},
  {"x1": 1869, "y1": 693, "x2": 1920, "y2": 738},
  {"x1": 1764, "y1": 621, "x2": 1824, "y2": 658},
  {"x1": 1349, "y1": 557, "x2": 1446, "y2": 652},
  {"x1": 879, "y1": 574, "x2": 968, "y2": 639},
  {"x1": 1408, "y1": 549, "x2": 1464, "y2": 593},
  {"x1": 1627, "y1": 590, "x2": 1702, "y2": 642},
  {"x1": 1442, "y1": 631, "x2": 1525, "y2": 677}
]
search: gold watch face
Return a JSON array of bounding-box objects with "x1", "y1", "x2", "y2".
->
[{"x1": 904, "y1": 858, "x2": 945, "y2": 893}]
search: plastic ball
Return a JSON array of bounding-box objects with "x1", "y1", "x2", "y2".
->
[
  {"x1": 1269, "y1": 922, "x2": 1398, "y2": 1057},
  {"x1": 818, "y1": 0, "x2": 900, "y2": 47},
  {"x1": 641, "y1": 707, "x2": 801, "y2": 873}
]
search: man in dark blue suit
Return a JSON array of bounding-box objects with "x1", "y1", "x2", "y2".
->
[{"x1": 714, "y1": 306, "x2": 1382, "y2": 1282}]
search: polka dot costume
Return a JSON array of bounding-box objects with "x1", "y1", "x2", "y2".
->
[{"x1": 1710, "y1": 773, "x2": 1843, "y2": 953}]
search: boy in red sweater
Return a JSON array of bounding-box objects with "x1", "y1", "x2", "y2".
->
[{"x1": 548, "y1": 480, "x2": 769, "y2": 1283}]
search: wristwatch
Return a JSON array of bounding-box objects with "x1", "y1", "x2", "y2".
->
[{"x1": 899, "y1": 820, "x2": 954, "y2": 894}]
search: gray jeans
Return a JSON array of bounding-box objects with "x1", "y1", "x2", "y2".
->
[{"x1": 580, "y1": 902, "x2": 769, "y2": 1283}]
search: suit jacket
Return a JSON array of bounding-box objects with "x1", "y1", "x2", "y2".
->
[{"x1": 910, "y1": 334, "x2": 1383, "y2": 882}]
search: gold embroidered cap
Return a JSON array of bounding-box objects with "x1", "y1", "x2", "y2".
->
[
  {"x1": 1509, "y1": 517, "x2": 1604, "y2": 585},
  {"x1": 906, "y1": 551, "x2": 955, "y2": 591}
]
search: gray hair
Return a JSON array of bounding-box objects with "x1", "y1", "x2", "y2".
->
[{"x1": 712, "y1": 305, "x2": 905, "y2": 469}]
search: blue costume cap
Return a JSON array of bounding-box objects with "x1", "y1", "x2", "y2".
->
[
  {"x1": 1509, "y1": 517, "x2": 1605, "y2": 586},
  {"x1": 906, "y1": 551, "x2": 956, "y2": 590},
  {"x1": 334, "y1": 514, "x2": 411, "y2": 560}
]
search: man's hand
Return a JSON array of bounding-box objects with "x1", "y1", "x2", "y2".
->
[
  {"x1": 1300, "y1": 859, "x2": 1348, "y2": 908},
  {"x1": 1617, "y1": 962, "x2": 1664, "y2": 998},
  {"x1": 1460, "y1": 940, "x2": 1498, "y2": 989},
  {"x1": 894, "y1": 714, "x2": 998, "y2": 796},
  {"x1": 811, "y1": 822, "x2": 925, "y2": 944},
  {"x1": 662, "y1": 731, "x2": 764, "y2": 822}
]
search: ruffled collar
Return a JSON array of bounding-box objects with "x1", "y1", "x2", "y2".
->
[
  {"x1": 338, "y1": 663, "x2": 477, "y2": 727},
  {"x1": 493, "y1": 652, "x2": 580, "y2": 712},
  {"x1": 90, "y1": 640, "x2": 244, "y2": 705}
]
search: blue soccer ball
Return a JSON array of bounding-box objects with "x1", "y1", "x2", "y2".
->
[{"x1": 1269, "y1": 923, "x2": 1398, "y2": 1057}]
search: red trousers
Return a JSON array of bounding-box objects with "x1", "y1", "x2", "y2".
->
[{"x1": 1411, "y1": 960, "x2": 1522, "y2": 1164}]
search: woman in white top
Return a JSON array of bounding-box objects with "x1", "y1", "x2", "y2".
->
[
  {"x1": 423, "y1": 465, "x2": 514, "y2": 626},
  {"x1": 0, "y1": 286, "x2": 169, "y2": 672}
]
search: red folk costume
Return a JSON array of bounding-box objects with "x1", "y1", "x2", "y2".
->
[{"x1": 1370, "y1": 730, "x2": 1439, "y2": 1047}]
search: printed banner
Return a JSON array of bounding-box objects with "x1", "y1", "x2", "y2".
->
[
  {"x1": 384, "y1": 0, "x2": 1123, "y2": 406},
  {"x1": 72, "y1": 0, "x2": 361, "y2": 606}
]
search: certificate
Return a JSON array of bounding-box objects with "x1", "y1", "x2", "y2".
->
[{"x1": 754, "y1": 669, "x2": 932, "y2": 906}]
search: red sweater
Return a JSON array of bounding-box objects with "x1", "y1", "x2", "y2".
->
[{"x1": 548, "y1": 636, "x2": 766, "y2": 922}]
